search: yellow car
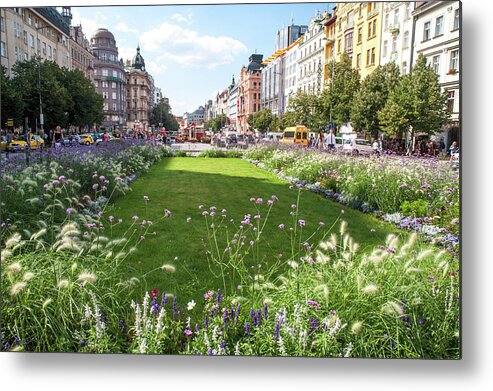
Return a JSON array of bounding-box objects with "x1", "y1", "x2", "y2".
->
[
  {"x1": 79, "y1": 134, "x2": 95, "y2": 145},
  {"x1": 281, "y1": 126, "x2": 309, "y2": 146},
  {"x1": 7, "y1": 134, "x2": 45, "y2": 151}
]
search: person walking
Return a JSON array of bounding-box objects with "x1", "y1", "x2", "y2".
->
[
  {"x1": 372, "y1": 138, "x2": 380, "y2": 156},
  {"x1": 326, "y1": 128, "x2": 336, "y2": 151},
  {"x1": 52, "y1": 126, "x2": 64, "y2": 149}
]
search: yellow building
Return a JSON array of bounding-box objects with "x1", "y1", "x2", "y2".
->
[{"x1": 324, "y1": 2, "x2": 384, "y2": 85}]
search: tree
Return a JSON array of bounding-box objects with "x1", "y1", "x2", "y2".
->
[
  {"x1": 350, "y1": 62, "x2": 401, "y2": 137},
  {"x1": 0, "y1": 66, "x2": 25, "y2": 127},
  {"x1": 250, "y1": 109, "x2": 274, "y2": 133},
  {"x1": 321, "y1": 52, "x2": 361, "y2": 127},
  {"x1": 151, "y1": 98, "x2": 179, "y2": 131},
  {"x1": 379, "y1": 54, "x2": 449, "y2": 141}
]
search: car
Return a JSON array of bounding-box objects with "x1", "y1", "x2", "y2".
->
[
  {"x1": 79, "y1": 134, "x2": 95, "y2": 145},
  {"x1": 7, "y1": 134, "x2": 44, "y2": 151},
  {"x1": 226, "y1": 135, "x2": 237, "y2": 148},
  {"x1": 341, "y1": 137, "x2": 373, "y2": 155}
]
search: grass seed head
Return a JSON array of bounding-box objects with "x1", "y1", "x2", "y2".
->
[{"x1": 10, "y1": 281, "x2": 27, "y2": 296}]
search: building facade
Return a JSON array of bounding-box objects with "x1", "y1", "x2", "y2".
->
[
  {"x1": 412, "y1": 1, "x2": 460, "y2": 148},
  {"x1": 91, "y1": 28, "x2": 126, "y2": 130},
  {"x1": 69, "y1": 22, "x2": 95, "y2": 81},
  {"x1": 283, "y1": 38, "x2": 302, "y2": 111},
  {"x1": 1, "y1": 7, "x2": 71, "y2": 75},
  {"x1": 275, "y1": 24, "x2": 308, "y2": 51},
  {"x1": 125, "y1": 46, "x2": 152, "y2": 132},
  {"x1": 237, "y1": 53, "x2": 263, "y2": 133},
  {"x1": 297, "y1": 12, "x2": 328, "y2": 95},
  {"x1": 228, "y1": 77, "x2": 238, "y2": 131},
  {"x1": 186, "y1": 106, "x2": 205, "y2": 126},
  {"x1": 380, "y1": 2, "x2": 415, "y2": 75},
  {"x1": 261, "y1": 49, "x2": 284, "y2": 115}
]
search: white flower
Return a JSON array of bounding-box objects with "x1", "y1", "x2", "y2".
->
[{"x1": 187, "y1": 300, "x2": 196, "y2": 311}]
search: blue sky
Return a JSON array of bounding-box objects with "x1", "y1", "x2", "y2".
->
[{"x1": 72, "y1": 3, "x2": 334, "y2": 116}]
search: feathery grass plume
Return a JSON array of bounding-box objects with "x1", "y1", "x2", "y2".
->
[
  {"x1": 42, "y1": 298, "x2": 53, "y2": 309},
  {"x1": 22, "y1": 272, "x2": 34, "y2": 281},
  {"x1": 30, "y1": 228, "x2": 47, "y2": 241},
  {"x1": 1, "y1": 249, "x2": 13, "y2": 260},
  {"x1": 105, "y1": 238, "x2": 126, "y2": 248},
  {"x1": 405, "y1": 267, "x2": 423, "y2": 274},
  {"x1": 356, "y1": 275, "x2": 363, "y2": 290},
  {"x1": 342, "y1": 252, "x2": 351, "y2": 263},
  {"x1": 254, "y1": 274, "x2": 264, "y2": 281},
  {"x1": 434, "y1": 250, "x2": 446, "y2": 263},
  {"x1": 340, "y1": 220, "x2": 348, "y2": 235},
  {"x1": 319, "y1": 240, "x2": 330, "y2": 250},
  {"x1": 417, "y1": 249, "x2": 435, "y2": 260},
  {"x1": 278, "y1": 276, "x2": 289, "y2": 286},
  {"x1": 104, "y1": 251, "x2": 113, "y2": 259},
  {"x1": 161, "y1": 264, "x2": 176, "y2": 273},
  {"x1": 441, "y1": 262, "x2": 450, "y2": 278},
  {"x1": 350, "y1": 240, "x2": 360, "y2": 255},
  {"x1": 71, "y1": 262, "x2": 78, "y2": 273},
  {"x1": 78, "y1": 272, "x2": 97, "y2": 284},
  {"x1": 261, "y1": 282, "x2": 277, "y2": 290},
  {"x1": 329, "y1": 233, "x2": 338, "y2": 250},
  {"x1": 59, "y1": 223, "x2": 80, "y2": 237},
  {"x1": 92, "y1": 236, "x2": 109, "y2": 244},
  {"x1": 400, "y1": 233, "x2": 417, "y2": 255},
  {"x1": 56, "y1": 238, "x2": 82, "y2": 253},
  {"x1": 10, "y1": 282, "x2": 27, "y2": 296},
  {"x1": 263, "y1": 298, "x2": 273, "y2": 305},
  {"x1": 57, "y1": 280, "x2": 70, "y2": 289},
  {"x1": 5, "y1": 262, "x2": 22, "y2": 275},
  {"x1": 315, "y1": 284, "x2": 330, "y2": 304},
  {"x1": 288, "y1": 260, "x2": 298, "y2": 270},
  {"x1": 351, "y1": 321, "x2": 363, "y2": 335},
  {"x1": 385, "y1": 234, "x2": 399, "y2": 250},
  {"x1": 361, "y1": 284, "x2": 379, "y2": 294},
  {"x1": 315, "y1": 249, "x2": 330, "y2": 264},
  {"x1": 5, "y1": 233, "x2": 22, "y2": 249},
  {"x1": 382, "y1": 301, "x2": 404, "y2": 317}
]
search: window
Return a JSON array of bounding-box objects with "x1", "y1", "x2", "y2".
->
[
  {"x1": 347, "y1": 10, "x2": 354, "y2": 26},
  {"x1": 337, "y1": 39, "x2": 341, "y2": 53},
  {"x1": 368, "y1": 2, "x2": 373, "y2": 13},
  {"x1": 0, "y1": 41, "x2": 6, "y2": 57},
  {"x1": 385, "y1": 13, "x2": 389, "y2": 30},
  {"x1": 358, "y1": 27, "x2": 363, "y2": 43},
  {"x1": 432, "y1": 55, "x2": 440, "y2": 74},
  {"x1": 112, "y1": 103, "x2": 117, "y2": 111},
  {"x1": 356, "y1": 53, "x2": 361, "y2": 68},
  {"x1": 359, "y1": 4, "x2": 363, "y2": 17},
  {"x1": 102, "y1": 69, "x2": 109, "y2": 76},
  {"x1": 402, "y1": 61, "x2": 408, "y2": 75},
  {"x1": 345, "y1": 32, "x2": 353, "y2": 53},
  {"x1": 366, "y1": 49, "x2": 370, "y2": 65},
  {"x1": 29, "y1": 34, "x2": 34, "y2": 48},
  {"x1": 394, "y1": 9, "x2": 400, "y2": 26},
  {"x1": 102, "y1": 81, "x2": 108, "y2": 88},
  {"x1": 113, "y1": 70, "x2": 117, "y2": 77},
  {"x1": 447, "y1": 91, "x2": 455, "y2": 112},
  {"x1": 368, "y1": 20, "x2": 377, "y2": 38},
  {"x1": 112, "y1": 82, "x2": 117, "y2": 89},
  {"x1": 392, "y1": 35, "x2": 397, "y2": 52},
  {"x1": 48, "y1": 45, "x2": 52, "y2": 58},
  {"x1": 103, "y1": 103, "x2": 108, "y2": 111},
  {"x1": 53, "y1": 48, "x2": 56, "y2": 59},
  {"x1": 423, "y1": 21, "x2": 431, "y2": 41},
  {"x1": 112, "y1": 92, "x2": 117, "y2": 100},
  {"x1": 371, "y1": 47, "x2": 375, "y2": 65},
  {"x1": 450, "y1": 49, "x2": 459, "y2": 71},
  {"x1": 435, "y1": 16, "x2": 444, "y2": 36},
  {"x1": 0, "y1": 17, "x2": 4, "y2": 33},
  {"x1": 23, "y1": 31, "x2": 27, "y2": 45},
  {"x1": 453, "y1": 8, "x2": 460, "y2": 30},
  {"x1": 405, "y1": 3, "x2": 412, "y2": 19},
  {"x1": 383, "y1": 40, "x2": 388, "y2": 57},
  {"x1": 103, "y1": 92, "x2": 108, "y2": 99},
  {"x1": 403, "y1": 31, "x2": 410, "y2": 49}
]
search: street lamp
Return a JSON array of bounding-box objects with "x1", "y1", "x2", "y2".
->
[{"x1": 35, "y1": 25, "x2": 50, "y2": 136}]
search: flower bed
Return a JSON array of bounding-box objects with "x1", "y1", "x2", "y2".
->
[{"x1": 243, "y1": 145, "x2": 459, "y2": 255}]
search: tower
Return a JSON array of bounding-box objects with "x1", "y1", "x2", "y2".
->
[{"x1": 61, "y1": 7, "x2": 73, "y2": 26}]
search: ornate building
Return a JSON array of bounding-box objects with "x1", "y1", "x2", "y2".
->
[
  {"x1": 237, "y1": 53, "x2": 263, "y2": 133},
  {"x1": 125, "y1": 46, "x2": 152, "y2": 132},
  {"x1": 91, "y1": 28, "x2": 126, "y2": 130}
]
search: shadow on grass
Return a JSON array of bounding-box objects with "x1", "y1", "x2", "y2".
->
[{"x1": 106, "y1": 158, "x2": 405, "y2": 302}]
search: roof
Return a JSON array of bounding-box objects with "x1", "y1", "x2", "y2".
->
[
  {"x1": 262, "y1": 37, "x2": 302, "y2": 65},
  {"x1": 132, "y1": 46, "x2": 146, "y2": 70},
  {"x1": 92, "y1": 28, "x2": 115, "y2": 40}
]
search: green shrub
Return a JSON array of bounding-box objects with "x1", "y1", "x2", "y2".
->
[{"x1": 401, "y1": 199, "x2": 430, "y2": 218}]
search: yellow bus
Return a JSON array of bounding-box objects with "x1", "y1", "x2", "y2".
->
[{"x1": 281, "y1": 126, "x2": 308, "y2": 146}]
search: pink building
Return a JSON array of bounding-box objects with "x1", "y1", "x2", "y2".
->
[{"x1": 237, "y1": 54, "x2": 263, "y2": 133}]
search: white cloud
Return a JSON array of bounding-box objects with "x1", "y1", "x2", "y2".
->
[
  {"x1": 146, "y1": 60, "x2": 168, "y2": 75},
  {"x1": 115, "y1": 22, "x2": 139, "y2": 34},
  {"x1": 170, "y1": 12, "x2": 193, "y2": 24},
  {"x1": 72, "y1": 9, "x2": 107, "y2": 39},
  {"x1": 118, "y1": 46, "x2": 137, "y2": 63},
  {"x1": 140, "y1": 23, "x2": 247, "y2": 69}
]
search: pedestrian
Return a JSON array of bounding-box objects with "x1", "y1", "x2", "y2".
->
[
  {"x1": 372, "y1": 138, "x2": 380, "y2": 156},
  {"x1": 53, "y1": 126, "x2": 63, "y2": 149},
  {"x1": 449, "y1": 141, "x2": 459, "y2": 155},
  {"x1": 326, "y1": 128, "x2": 336, "y2": 151}
]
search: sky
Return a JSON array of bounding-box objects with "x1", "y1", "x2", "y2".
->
[{"x1": 71, "y1": 3, "x2": 335, "y2": 116}]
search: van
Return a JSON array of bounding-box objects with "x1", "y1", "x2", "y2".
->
[{"x1": 281, "y1": 126, "x2": 308, "y2": 146}]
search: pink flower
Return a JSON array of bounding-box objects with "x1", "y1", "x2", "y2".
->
[
  {"x1": 184, "y1": 329, "x2": 192, "y2": 336},
  {"x1": 164, "y1": 209, "x2": 172, "y2": 218},
  {"x1": 278, "y1": 224, "x2": 285, "y2": 230},
  {"x1": 298, "y1": 220, "x2": 305, "y2": 227},
  {"x1": 203, "y1": 290, "x2": 214, "y2": 299},
  {"x1": 132, "y1": 215, "x2": 139, "y2": 221},
  {"x1": 271, "y1": 195, "x2": 279, "y2": 201},
  {"x1": 92, "y1": 183, "x2": 99, "y2": 190},
  {"x1": 307, "y1": 300, "x2": 320, "y2": 311},
  {"x1": 255, "y1": 198, "x2": 263, "y2": 204},
  {"x1": 52, "y1": 180, "x2": 60, "y2": 186},
  {"x1": 267, "y1": 200, "x2": 273, "y2": 206}
]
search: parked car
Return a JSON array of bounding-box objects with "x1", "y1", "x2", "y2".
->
[
  {"x1": 341, "y1": 137, "x2": 372, "y2": 155},
  {"x1": 79, "y1": 134, "x2": 95, "y2": 145},
  {"x1": 7, "y1": 134, "x2": 44, "y2": 151}
]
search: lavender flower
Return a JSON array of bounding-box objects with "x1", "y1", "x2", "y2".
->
[
  {"x1": 244, "y1": 322, "x2": 251, "y2": 336},
  {"x1": 298, "y1": 219, "x2": 305, "y2": 227}
]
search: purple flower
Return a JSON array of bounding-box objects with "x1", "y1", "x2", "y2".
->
[
  {"x1": 92, "y1": 183, "x2": 99, "y2": 190},
  {"x1": 271, "y1": 195, "x2": 279, "y2": 202},
  {"x1": 99, "y1": 175, "x2": 106, "y2": 181},
  {"x1": 164, "y1": 209, "x2": 172, "y2": 218},
  {"x1": 184, "y1": 329, "x2": 192, "y2": 336},
  {"x1": 204, "y1": 290, "x2": 214, "y2": 299},
  {"x1": 309, "y1": 317, "x2": 319, "y2": 334},
  {"x1": 132, "y1": 215, "x2": 139, "y2": 221},
  {"x1": 278, "y1": 224, "x2": 285, "y2": 230},
  {"x1": 255, "y1": 198, "x2": 263, "y2": 204},
  {"x1": 291, "y1": 204, "x2": 297, "y2": 209},
  {"x1": 202, "y1": 211, "x2": 209, "y2": 216},
  {"x1": 109, "y1": 216, "x2": 114, "y2": 223},
  {"x1": 140, "y1": 236, "x2": 145, "y2": 240},
  {"x1": 244, "y1": 322, "x2": 251, "y2": 336},
  {"x1": 66, "y1": 208, "x2": 74, "y2": 215},
  {"x1": 267, "y1": 200, "x2": 273, "y2": 206},
  {"x1": 298, "y1": 219, "x2": 305, "y2": 227},
  {"x1": 52, "y1": 180, "x2": 60, "y2": 186},
  {"x1": 428, "y1": 275, "x2": 435, "y2": 283},
  {"x1": 210, "y1": 206, "x2": 217, "y2": 212},
  {"x1": 216, "y1": 288, "x2": 222, "y2": 304},
  {"x1": 296, "y1": 183, "x2": 303, "y2": 189},
  {"x1": 274, "y1": 322, "x2": 280, "y2": 341},
  {"x1": 101, "y1": 186, "x2": 107, "y2": 191},
  {"x1": 58, "y1": 175, "x2": 66, "y2": 181},
  {"x1": 115, "y1": 177, "x2": 123, "y2": 182},
  {"x1": 307, "y1": 300, "x2": 320, "y2": 311},
  {"x1": 387, "y1": 247, "x2": 396, "y2": 254},
  {"x1": 249, "y1": 240, "x2": 255, "y2": 246},
  {"x1": 43, "y1": 183, "x2": 49, "y2": 189},
  {"x1": 419, "y1": 316, "x2": 426, "y2": 325}
]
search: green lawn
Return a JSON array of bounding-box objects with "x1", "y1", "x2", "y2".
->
[{"x1": 107, "y1": 157, "x2": 403, "y2": 302}]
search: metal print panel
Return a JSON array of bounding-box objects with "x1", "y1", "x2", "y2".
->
[{"x1": 0, "y1": 1, "x2": 461, "y2": 359}]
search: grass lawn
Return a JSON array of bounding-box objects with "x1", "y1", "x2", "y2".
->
[{"x1": 107, "y1": 157, "x2": 404, "y2": 302}]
